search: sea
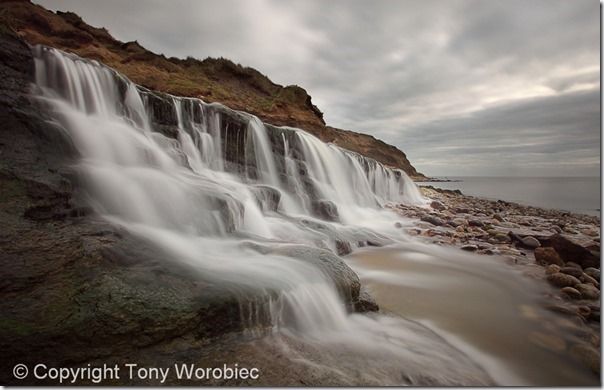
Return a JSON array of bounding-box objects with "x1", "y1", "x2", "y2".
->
[{"x1": 418, "y1": 176, "x2": 600, "y2": 217}]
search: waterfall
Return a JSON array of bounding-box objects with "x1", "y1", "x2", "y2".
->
[{"x1": 29, "y1": 44, "x2": 493, "y2": 385}]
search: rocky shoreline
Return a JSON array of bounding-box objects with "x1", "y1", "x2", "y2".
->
[{"x1": 389, "y1": 185, "x2": 601, "y2": 375}]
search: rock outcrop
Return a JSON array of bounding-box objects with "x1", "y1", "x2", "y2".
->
[{"x1": 0, "y1": 0, "x2": 425, "y2": 179}]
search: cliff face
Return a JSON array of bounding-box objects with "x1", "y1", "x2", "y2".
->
[{"x1": 0, "y1": 0, "x2": 425, "y2": 179}]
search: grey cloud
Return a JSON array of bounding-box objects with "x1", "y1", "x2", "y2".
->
[
  {"x1": 395, "y1": 89, "x2": 600, "y2": 176},
  {"x1": 35, "y1": 0, "x2": 600, "y2": 176}
]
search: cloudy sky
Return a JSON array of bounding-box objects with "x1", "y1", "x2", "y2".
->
[{"x1": 36, "y1": 0, "x2": 600, "y2": 177}]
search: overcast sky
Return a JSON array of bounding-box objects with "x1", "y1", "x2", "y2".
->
[{"x1": 36, "y1": 0, "x2": 600, "y2": 177}]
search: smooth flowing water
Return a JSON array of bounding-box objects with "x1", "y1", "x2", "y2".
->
[
  {"x1": 30, "y1": 45, "x2": 597, "y2": 385},
  {"x1": 347, "y1": 246, "x2": 599, "y2": 386}
]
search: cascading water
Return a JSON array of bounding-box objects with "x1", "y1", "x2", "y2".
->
[{"x1": 31, "y1": 44, "x2": 506, "y2": 385}]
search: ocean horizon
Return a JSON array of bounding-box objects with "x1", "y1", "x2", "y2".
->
[{"x1": 419, "y1": 176, "x2": 601, "y2": 217}]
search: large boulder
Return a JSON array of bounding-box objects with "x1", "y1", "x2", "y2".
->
[
  {"x1": 264, "y1": 244, "x2": 361, "y2": 305},
  {"x1": 550, "y1": 234, "x2": 600, "y2": 269}
]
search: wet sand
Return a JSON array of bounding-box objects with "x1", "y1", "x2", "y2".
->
[{"x1": 346, "y1": 244, "x2": 599, "y2": 386}]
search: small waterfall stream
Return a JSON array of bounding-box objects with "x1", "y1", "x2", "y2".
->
[{"x1": 31, "y1": 44, "x2": 582, "y2": 385}]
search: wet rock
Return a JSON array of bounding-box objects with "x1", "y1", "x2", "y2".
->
[
  {"x1": 565, "y1": 261, "x2": 583, "y2": 270},
  {"x1": 560, "y1": 267, "x2": 583, "y2": 279},
  {"x1": 584, "y1": 267, "x2": 600, "y2": 281},
  {"x1": 268, "y1": 244, "x2": 361, "y2": 303},
  {"x1": 492, "y1": 233, "x2": 511, "y2": 244},
  {"x1": 335, "y1": 240, "x2": 352, "y2": 256},
  {"x1": 580, "y1": 273, "x2": 599, "y2": 288},
  {"x1": 420, "y1": 215, "x2": 445, "y2": 227},
  {"x1": 550, "y1": 234, "x2": 599, "y2": 269},
  {"x1": 394, "y1": 222, "x2": 403, "y2": 228},
  {"x1": 430, "y1": 200, "x2": 446, "y2": 211},
  {"x1": 460, "y1": 244, "x2": 478, "y2": 252},
  {"x1": 353, "y1": 288, "x2": 379, "y2": 312},
  {"x1": 561, "y1": 287, "x2": 582, "y2": 300},
  {"x1": 575, "y1": 283, "x2": 600, "y2": 300},
  {"x1": 251, "y1": 185, "x2": 281, "y2": 212},
  {"x1": 546, "y1": 273, "x2": 581, "y2": 288},
  {"x1": 545, "y1": 264, "x2": 561, "y2": 275},
  {"x1": 534, "y1": 247, "x2": 564, "y2": 266},
  {"x1": 210, "y1": 196, "x2": 245, "y2": 233},
  {"x1": 311, "y1": 200, "x2": 340, "y2": 222},
  {"x1": 452, "y1": 218, "x2": 467, "y2": 227},
  {"x1": 468, "y1": 219, "x2": 484, "y2": 227},
  {"x1": 521, "y1": 236, "x2": 541, "y2": 249},
  {"x1": 492, "y1": 213, "x2": 504, "y2": 222}
]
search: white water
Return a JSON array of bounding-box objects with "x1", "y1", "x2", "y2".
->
[{"x1": 31, "y1": 45, "x2": 550, "y2": 385}]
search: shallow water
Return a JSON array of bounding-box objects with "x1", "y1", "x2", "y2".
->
[
  {"x1": 346, "y1": 244, "x2": 599, "y2": 386},
  {"x1": 419, "y1": 176, "x2": 600, "y2": 217}
]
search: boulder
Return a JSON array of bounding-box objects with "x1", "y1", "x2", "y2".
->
[
  {"x1": 550, "y1": 234, "x2": 600, "y2": 269},
  {"x1": 521, "y1": 236, "x2": 541, "y2": 249},
  {"x1": 353, "y1": 288, "x2": 379, "y2": 312},
  {"x1": 584, "y1": 267, "x2": 600, "y2": 281},
  {"x1": 575, "y1": 283, "x2": 600, "y2": 300},
  {"x1": 311, "y1": 199, "x2": 340, "y2": 222},
  {"x1": 566, "y1": 261, "x2": 583, "y2": 270},
  {"x1": 335, "y1": 240, "x2": 352, "y2": 256},
  {"x1": 546, "y1": 273, "x2": 580, "y2": 288},
  {"x1": 560, "y1": 267, "x2": 583, "y2": 279},
  {"x1": 545, "y1": 264, "x2": 561, "y2": 275},
  {"x1": 561, "y1": 287, "x2": 582, "y2": 300},
  {"x1": 534, "y1": 247, "x2": 564, "y2": 266},
  {"x1": 266, "y1": 244, "x2": 361, "y2": 303},
  {"x1": 580, "y1": 273, "x2": 599, "y2": 288}
]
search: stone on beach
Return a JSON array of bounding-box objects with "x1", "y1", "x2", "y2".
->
[
  {"x1": 546, "y1": 273, "x2": 581, "y2": 288},
  {"x1": 575, "y1": 283, "x2": 600, "y2": 300},
  {"x1": 521, "y1": 236, "x2": 541, "y2": 249},
  {"x1": 584, "y1": 267, "x2": 600, "y2": 281},
  {"x1": 430, "y1": 200, "x2": 446, "y2": 211},
  {"x1": 460, "y1": 244, "x2": 478, "y2": 252},
  {"x1": 550, "y1": 234, "x2": 600, "y2": 269},
  {"x1": 560, "y1": 267, "x2": 583, "y2": 279},
  {"x1": 545, "y1": 264, "x2": 561, "y2": 275},
  {"x1": 534, "y1": 247, "x2": 564, "y2": 266},
  {"x1": 561, "y1": 287, "x2": 582, "y2": 300}
]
